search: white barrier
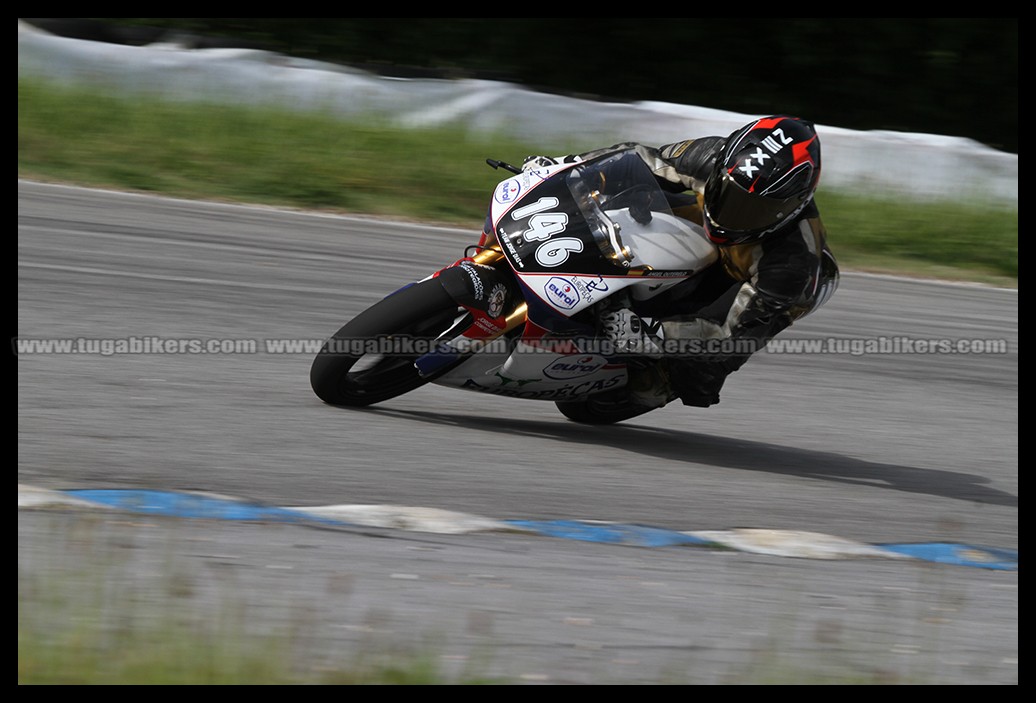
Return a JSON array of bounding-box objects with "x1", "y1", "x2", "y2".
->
[{"x1": 18, "y1": 20, "x2": 1017, "y2": 204}]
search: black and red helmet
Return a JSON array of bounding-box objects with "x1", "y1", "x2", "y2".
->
[{"x1": 702, "y1": 115, "x2": 821, "y2": 245}]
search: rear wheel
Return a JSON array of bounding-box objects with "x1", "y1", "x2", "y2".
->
[
  {"x1": 554, "y1": 393, "x2": 660, "y2": 425},
  {"x1": 310, "y1": 279, "x2": 462, "y2": 407}
]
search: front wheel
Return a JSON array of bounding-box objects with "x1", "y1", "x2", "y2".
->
[{"x1": 310, "y1": 278, "x2": 462, "y2": 407}]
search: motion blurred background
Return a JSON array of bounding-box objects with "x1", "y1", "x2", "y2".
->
[
  {"x1": 18, "y1": 17, "x2": 1018, "y2": 283},
  {"x1": 21, "y1": 17, "x2": 1018, "y2": 153}
]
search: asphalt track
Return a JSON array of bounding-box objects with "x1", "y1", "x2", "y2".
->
[{"x1": 17, "y1": 180, "x2": 1018, "y2": 684}]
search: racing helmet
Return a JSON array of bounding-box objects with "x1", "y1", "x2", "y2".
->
[{"x1": 702, "y1": 115, "x2": 821, "y2": 245}]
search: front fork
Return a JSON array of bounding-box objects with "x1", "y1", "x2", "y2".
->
[
  {"x1": 414, "y1": 243, "x2": 528, "y2": 378},
  {"x1": 468, "y1": 245, "x2": 528, "y2": 334}
]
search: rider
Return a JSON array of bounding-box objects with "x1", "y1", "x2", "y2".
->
[{"x1": 522, "y1": 115, "x2": 839, "y2": 408}]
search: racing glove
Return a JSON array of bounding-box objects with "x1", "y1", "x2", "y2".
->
[
  {"x1": 600, "y1": 308, "x2": 665, "y2": 357},
  {"x1": 521, "y1": 155, "x2": 558, "y2": 171}
]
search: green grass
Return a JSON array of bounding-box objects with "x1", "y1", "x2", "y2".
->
[
  {"x1": 18, "y1": 78, "x2": 1016, "y2": 286},
  {"x1": 18, "y1": 606, "x2": 502, "y2": 685},
  {"x1": 17, "y1": 514, "x2": 506, "y2": 685},
  {"x1": 19, "y1": 513, "x2": 938, "y2": 685},
  {"x1": 817, "y1": 191, "x2": 1017, "y2": 285},
  {"x1": 17, "y1": 78, "x2": 528, "y2": 224}
]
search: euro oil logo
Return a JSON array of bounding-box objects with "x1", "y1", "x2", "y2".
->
[
  {"x1": 544, "y1": 277, "x2": 578, "y2": 309},
  {"x1": 543, "y1": 354, "x2": 607, "y2": 380},
  {"x1": 494, "y1": 178, "x2": 522, "y2": 204}
]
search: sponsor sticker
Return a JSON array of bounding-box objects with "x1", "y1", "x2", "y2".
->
[
  {"x1": 544, "y1": 276, "x2": 579, "y2": 310},
  {"x1": 487, "y1": 283, "x2": 507, "y2": 318},
  {"x1": 571, "y1": 275, "x2": 610, "y2": 302},
  {"x1": 501, "y1": 233, "x2": 525, "y2": 268},
  {"x1": 460, "y1": 373, "x2": 624, "y2": 399},
  {"x1": 543, "y1": 354, "x2": 608, "y2": 380},
  {"x1": 494, "y1": 178, "x2": 522, "y2": 204}
]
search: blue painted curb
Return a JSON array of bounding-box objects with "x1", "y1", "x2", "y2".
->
[
  {"x1": 66, "y1": 489, "x2": 346, "y2": 527},
  {"x1": 504, "y1": 519, "x2": 712, "y2": 548},
  {"x1": 876, "y1": 543, "x2": 1019, "y2": 571},
  {"x1": 26, "y1": 488, "x2": 1015, "y2": 571}
]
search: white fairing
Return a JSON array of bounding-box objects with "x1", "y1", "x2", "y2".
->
[
  {"x1": 611, "y1": 209, "x2": 716, "y2": 273},
  {"x1": 518, "y1": 207, "x2": 718, "y2": 316},
  {"x1": 431, "y1": 345, "x2": 630, "y2": 401}
]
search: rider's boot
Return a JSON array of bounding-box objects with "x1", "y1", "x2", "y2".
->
[{"x1": 626, "y1": 361, "x2": 673, "y2": 409}]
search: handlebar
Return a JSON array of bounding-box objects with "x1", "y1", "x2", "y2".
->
[{"x1": 486, "y1": 159, "x2": 523, "y2": 175}]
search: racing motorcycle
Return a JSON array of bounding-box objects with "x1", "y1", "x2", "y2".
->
[{"x1": 310, "y1": 148, "x2": 722, "y2": 424}]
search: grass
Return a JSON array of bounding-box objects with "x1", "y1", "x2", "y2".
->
[
  {"x1": 17, "y1": 78, "x2": 524, "y2": 224},
  {"x1": 18, "y1": 604, "x2": 501, "y2": 684},
  {"x1": 19, "y1": 513, "x2": 947, "y2": 685},
  {"x1": 817, "y1": 191, "x2": 1017, "y2": 285},
  {"x1": 18, "y1": 513, "x2": 506, "y2": 685},
  {"x1": 18, "y1": 78, "x2": 1017, "y2": 287}
]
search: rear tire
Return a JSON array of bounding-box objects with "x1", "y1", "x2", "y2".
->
[
  {"x1": 554, "y1": 393, "x2": 659, "y2": 425},
  {"x1": 310, "y1": 279, "x2": 461, "y2": 407}
]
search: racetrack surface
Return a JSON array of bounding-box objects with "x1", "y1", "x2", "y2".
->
[{"x1": 17, "y1": 180, "x2": 1018, "y2": 684}]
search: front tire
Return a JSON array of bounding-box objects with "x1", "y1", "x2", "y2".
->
[{"x1": 310, "y1": 278, "x2": 461, "y2": 407}]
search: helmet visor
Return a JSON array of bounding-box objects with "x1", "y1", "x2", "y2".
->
[{"x1": 703, "y1": 170, "x2": 805, "y2": 237}]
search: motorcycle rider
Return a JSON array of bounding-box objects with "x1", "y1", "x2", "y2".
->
[{"x1": 522, "y1": 115, "x2": 839, "y2": 408}]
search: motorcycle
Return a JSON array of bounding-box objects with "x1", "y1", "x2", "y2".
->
[{"x1": 310, "y1": 148, "x2": 723, "y2": 424}]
